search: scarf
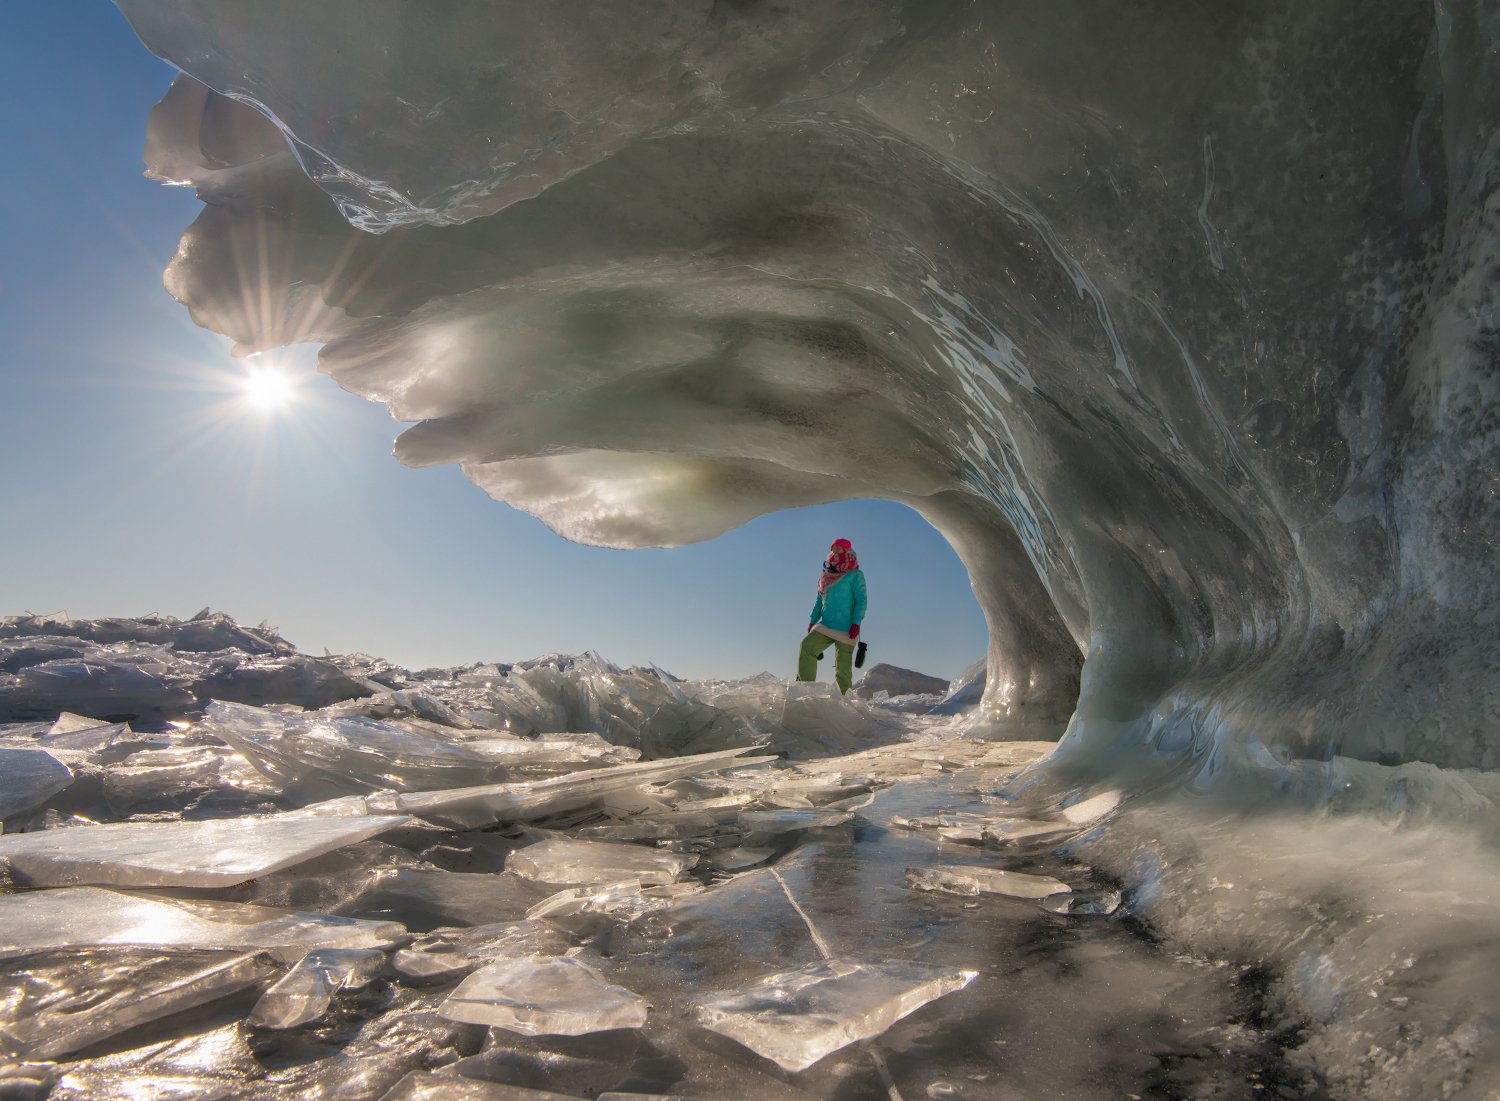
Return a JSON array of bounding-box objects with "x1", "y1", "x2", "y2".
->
[{"x1": 817, "y1": 541, "x2": 858, "y2": 594}]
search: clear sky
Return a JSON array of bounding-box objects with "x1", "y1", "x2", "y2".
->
[{"x1": 0, "y1": 3, "x2": 988, "y2": 682}]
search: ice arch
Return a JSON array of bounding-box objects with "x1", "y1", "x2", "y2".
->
[{"x1": 119, "y1": 0, "x2": 1498, "y2": 774}]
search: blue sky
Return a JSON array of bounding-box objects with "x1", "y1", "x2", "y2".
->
[{"x1": 0, "y1": 3, "x2": 987, "y2": 681}]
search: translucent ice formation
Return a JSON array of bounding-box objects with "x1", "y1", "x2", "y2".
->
[
  {"x1": 0, "y1": 947, "x2": 277, "y2": 1059},
  {"x1": 1040, "y1": 889, "x2": 1123, "y2": 916},
  {"x1": 201, "y1": 700, "x2": 516, "y2": 800},
  {"x1": 505, "y1": 837, "x2": 696, "y2": 888},
  {"x1": 364, "y1": 748, "x2": 773, "y2": 830},
  {"x1": 247, "y1": 947, "x2": 387, "y2": 1029},
  {"x1": 440, "y1": 955, "x2": 649, "y2": 1036},
  {"x1": 0, "y1": 811, "x2": 413, "y2": 887},
  {"x1": 904, "y1": 864, "x2": 1070, "y2": 899},
  {"x1": 691, "y1": 960, "x2": 977, "y2": 1072},
  {"x1": 0, "y1": 888, "x2": 407, "y2": 962},
  {"x1": 0, "y1": 747, "x2": 73, "y2": 821}
]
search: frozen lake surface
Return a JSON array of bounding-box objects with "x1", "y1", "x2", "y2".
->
[{"x1": 0, "y1": 611, "x2": 1335, "y2": 1100}]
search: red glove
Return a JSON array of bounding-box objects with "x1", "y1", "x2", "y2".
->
[
  {"x1": 807, "y1": 623, "x2": 815, "y2": 633},
  {"x1": 849, "y1": 624, "x2": 860, "y2": 639}
]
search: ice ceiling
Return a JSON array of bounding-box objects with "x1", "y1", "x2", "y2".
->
[{"x1": 117, "y1": 0, "x2": 1498, "y2": 772}]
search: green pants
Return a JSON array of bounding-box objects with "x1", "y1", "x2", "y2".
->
[{"x1": 798, "y1": 630, "x2": 854, "y2": 694}]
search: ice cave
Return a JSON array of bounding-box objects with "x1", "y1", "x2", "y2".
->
[{"x1": 1, "y1": 2, "x2": 1497, "y2": 1098}]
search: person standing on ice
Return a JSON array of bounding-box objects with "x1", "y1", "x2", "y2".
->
[{"x1": 797, "y1": 538, "x2": 867, "y2": 695}]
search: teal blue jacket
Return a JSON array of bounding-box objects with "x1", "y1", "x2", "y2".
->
[{"x1": 809, "y1": 569, "x2": 867, "y2": 633}]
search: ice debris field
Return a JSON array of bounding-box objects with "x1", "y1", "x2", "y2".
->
[
  {"x1": 6, "y1": 610, "x2": 1499, "y2": 1100},
  {"x1": 0, "y1": 610, "x2": 1291, "y2": 1099},
  {"x1": 14, "y1": 0, "x2": 1500, "y2": 1096}
]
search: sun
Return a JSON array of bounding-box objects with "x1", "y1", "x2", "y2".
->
[{"x1": 241, "y1": 367, "x2": 296, "y2": 410}]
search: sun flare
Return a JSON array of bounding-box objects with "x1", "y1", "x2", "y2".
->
[{"x1": 241, "y1": 368, "x2": 295, "y2": 410}]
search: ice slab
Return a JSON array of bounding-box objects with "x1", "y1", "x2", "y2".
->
[
  {"x1": 0, "y1": 888, "x2": 407, "y2": 963},
  {"x1": 393, "y1": 920, "x2": 569, "y2": 982},
  {"x1": 0, "y1": 947, "x2": 276, "y2": 1059},
  {"x1": 102, "y1": 746, "x2": 223, "y2": 808},
  {"x1": 440, "y1": 955, "x2": 649, "y2": 1035},
  {"x1": 506, "y1": 837, "x2": 695, "y2": 888},
  {"x1": 2, "y1": 659, "x2": 199, "y2": 722},
  {"x1": 525, "y1": 879, "x2": 704, "y2": 930},
  {"x1": 373, "y1": 748, "x2": 773, "y2": 830},
  {"x1": 890, "y1": 811, "x2": 1072, "y2": 846},
  {"x1": 48, "y1": 711, "x2": 111, "y2": 735},
  {"x1": 691, "y1": 960, "x2": 977, "y2": 1071},
  {"x1": 0, "y1": 811, "x2": 413, "y2": 887},
  {"x1": 981, "y1": 818, "x2": 1076, "y2": 843},
  {"x1": 1040, "y1": 889, "x2": 1123, "y2": 916},
  {"x1": 0, "y1": 747, "x2": 73, "y2": 820},
  {"x1": 201, "y1": 700, "x2": 510, "y2": 800},
  {"x1": 905, "y1": 864, "x2": 1070, "y2": 899},
  {"x1": 247, "y1": 947, "x2": 387, "y2": 1029},
  {"x1": 737, "y1": 808, "x2": 854, "y2": 833}
]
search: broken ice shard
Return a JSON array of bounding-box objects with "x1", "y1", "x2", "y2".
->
[
  {"x1": 201, "y1": 700, "x2": 511, "y2": 800},
  {"x1": 440, "y1": 955, "x2": 649, "y2": 1035},
  {"x1": 392, "y1": 920, "x2": 570, "y2": 983},
  {"x1": 102, "y1": 746, "x2": 223, "y2": 808},
  {"x1": 905, "y1": 864, "x2": 1070, "y2": 899},
  {"x1": 0, "y1": 812, "x2": 413, "y2": 887},
  {"x1": 691, "y1": 960, "x2": 977, "y2": 1071},
  {"x1": 1040, "y1": 889, "x2": 1123, "y2": 916},
  {"x1": 247, "y1": 947, "x2": 387, "y2": 1029},
  {"x1": 0, "y1": 747, "x2": 72, "y2": 820},
  {"x1": 525, "y1": 879, "x2": 703, "y2": 931},
  {"x1": 737, "y1": 807, "x2": 855, "y2": 833},
  {"x1": 0, "y1": 888, "x2": 406, "y2": 963},
  {"x1": 505, "y1": 837, "x2": 696, "y2": 887},
  {"x1": 0, "y1": 947, "x2": 276, "y2": 1059},
  {"x1": 377, "y1": 748, "x2": 772, "y2": 830}
]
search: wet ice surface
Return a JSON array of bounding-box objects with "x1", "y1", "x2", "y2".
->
[
  {"x1": 0, "y1": 613, "x2": 1395, "y2": 1098},
  {"x1": 0, "y1": 813, "x2": 415, "y2": 887}
]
